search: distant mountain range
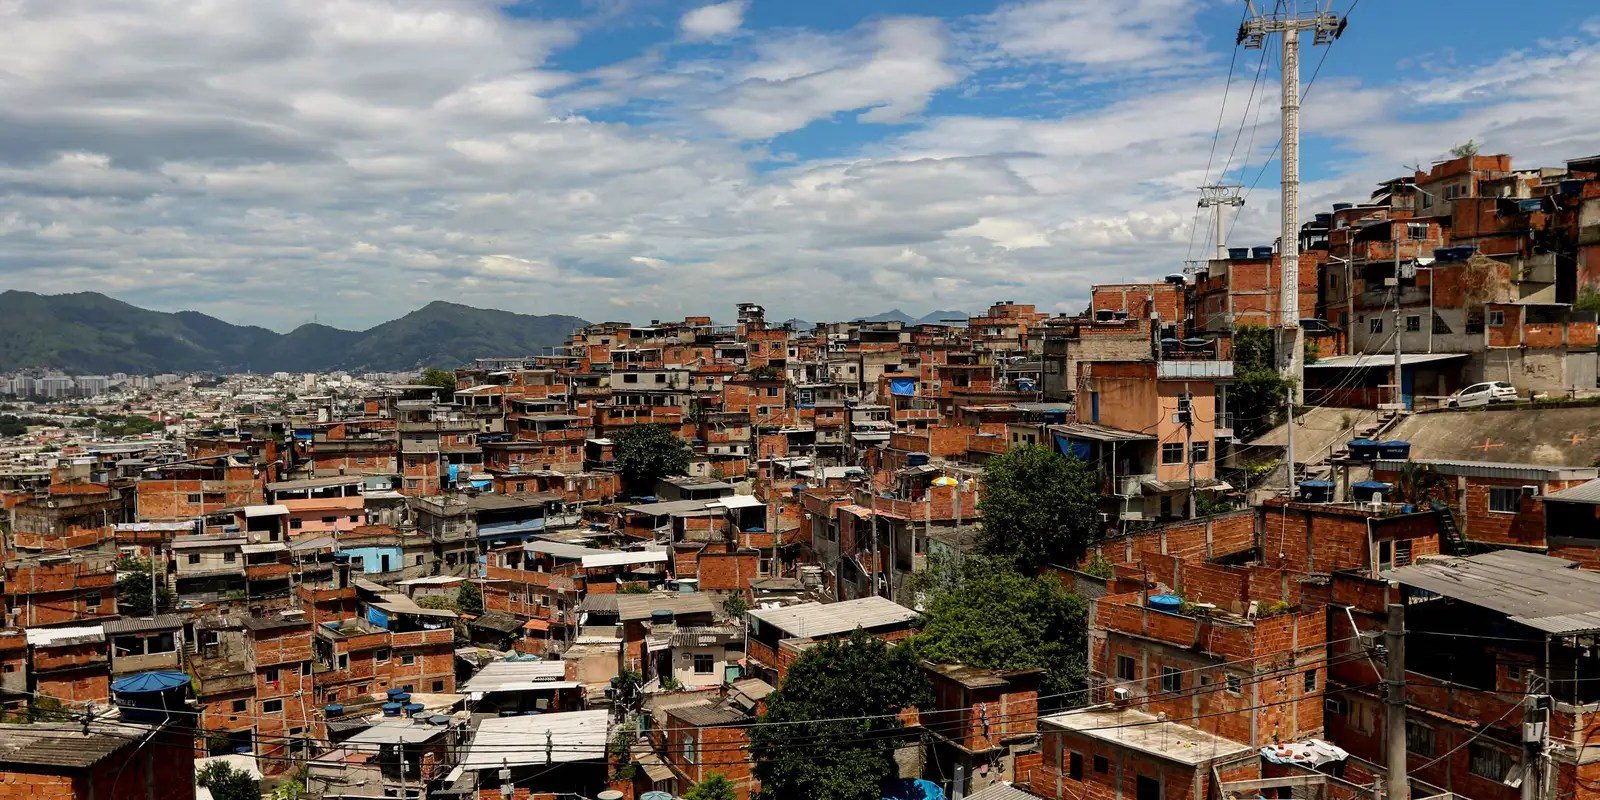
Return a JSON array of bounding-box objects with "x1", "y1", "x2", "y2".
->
[
  {"x1": 858, "y1": 309, "x2": 968, "y2": 325},
  {"x1": 0, "y1": 291, "x2": 588, "y2": 374}
]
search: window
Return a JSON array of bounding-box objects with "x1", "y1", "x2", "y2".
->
[
  {"x1": 401, "y1": 654, "x2": 416, "y2": 666},
  {"x1": 683, "y1": 731, "x2": 698, "y2": 765},
  {"x1": 622, "y1": 374, "x2": 638, "y2": 384},
  {"x1": 1226, "y1": 674, "x2": 1243, "y2": 695},
  {"x1": 290, "y1": 518, "x2": 303, "y2": 530},
  {"x1": 337, "y1": 654, "x2": 349, "y2": 670},
  {"x1": 85, "y1": 592, "x2": 101, "y2": 610},
  {"x1": 223, "y1": 551, "x2": 236, "y2": 563},
  {"x1": 1160, "y1": 666, "x2": 1182, "y2": 693},
  {"x1": 349, "y1": 515, "x2": 361, "y2": 523},
  {"x1": 1303, "y1": 669, "x2": 1317, "y2": 692},
  {"x1": 1469, "y1": 743, "x2": 1520, "y2": 785},
  {"x1": 375, "y1": 648, "x2": 390, "y2": 664},
  {"x1": 1489, "y1": 486, "x2": 1522, "y2": 513},
  {"x1": 1489, "y1": 309, "x2": 1505, "y2": 327},
  {"x1": 1190, "y1": 442, "x2": 1209, "y2": 463},
  {"x1": 1406, "y1": 315, "x2": 1422, "y2": 332},
  {"x1": 693, "y1": 654, "x2": 715, "y2": 674},
  {"x1": 1405, "y1": 721, "x2": 1435, "y2": 756},
  {"x1": 187, "y1": 494, "x2": 202, "y2": 504},
  {"x1": 1116, "y1": 655, "x2": 1137, "y2": 681},
  {"x1": 1370, "y1": 317, "x2": 1383, "y2": 334},
  {"x1": 321, "y1": 516, "x2": 336, "y2": 525},
  {"x1": 1161, "y1": 442, "x2": 1185, "y2": 464},
  {"x1": 301, "y1": 661, "x2": 313, "y2": 676},
  {"x1": 432, "y1": 680, "x2": 445, "y2": 692},
  {"x1": 1136, "y1": 775, "x2": 1161, "y2": 800},
  {"x1": 262, "y1": 699, "x2": 283, "y2": 714},
  {"x1": 1093, "y1": 755, "x2": 1109, "y2": 774},
  {"x1": 1394, "y1": 539, "x2": 1413, "y2": 567},
  {"x1": 188, "y1": 553, "x2": 201, "y2": 564},
  {"x1": 264, "y1": 667, "x2": 279, "y2": 684},
  {"x1": 232, "y1": 700, "x2": 248, "y2": 713},
  {"x1": 1068, "y1": 751, "x2": 1083, "y2": 780},
  {"x1": 1407, "y1": 222, "x2": 1429, "y2": 240}
]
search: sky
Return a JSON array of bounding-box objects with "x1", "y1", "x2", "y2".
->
[{"x1": 4, "y1": 0, "x2": 1600, "y2": 331}]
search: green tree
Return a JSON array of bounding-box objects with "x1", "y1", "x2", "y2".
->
[
  {"x1": 416, "y1": 594, "x2": 457, "y2": 611},
  {"x1": 418, "y1": 367, "x2": 458, "y2": 393},
  {"x1": 456, "y1": 581, "x2": 484, "y2": 615},
  {"x1": 747, "y1": 364, "x2": 784, "y2": 382},
  {"x1": 722, "y1": 593, "x2": 750, "y2": 620},
  {"x1": 750, "y1": 630, "x2": 930, "y2": 800},
  {"x1": 1230, "y1": 326, "x2": 1291, "y2": 442},
  {"x1": 612, "y1": 423, "x2": 692, "y2": 494},
  {"x1": 1576, "y1": 285, "x2": 1600, "y2": 315},
  {"x1": 976, "y1": 445, "x2": 1099, "y2": 573},
  {"x1": 197, "y1": 761, "x2": 259, "y2": 800},
  {"x1": 1450, "y1": 139, "x2": 1480, "y2": 158},
  {"x1": 685, "y1": 773, "x2": 739, "y2": 800},
  {"x1": 913, "y1": 559, "x2": 1089, "y2": 700},
  {"x1": 115, "y1": 556, "x2": 175, "y2": 617}
]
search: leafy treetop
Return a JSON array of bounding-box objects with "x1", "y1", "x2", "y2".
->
[
  {"x1": 750, "y1": 629, "x2": 930, "y2": 800},
  {"x1": 976, "y1": 445, "x2": 1100, "y2": 573},
  {"x1": 612, "y1": 423, "x2": 692, "y2": 494}
]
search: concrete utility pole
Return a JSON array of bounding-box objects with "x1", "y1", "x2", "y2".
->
[
  {"x1": 1198, "y1": 184, "x2": 1245, "y2": 261},
  {"x1": 1522, "y1": 673, "x2": 1552, "y2": 800},
  {"x1": 1240, "y1": 1, "x2": 1346, "y2": 402},
  {"x1": 1383, "y1": 603, "x2": 1408, "y2": 800}
]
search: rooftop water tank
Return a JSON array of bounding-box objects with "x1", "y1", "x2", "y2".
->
[
  {"x1": 403, "y1": 703, "x2": 425, "y2": 717},
  {"x1": 1377, "y1": 441, "x2": 1412, "y2": 460},
  {"x1": 382, "y1": 702, "x2": 403, "y2": 717},
  {"x1": 1298, "y1": 480, "x2": 1335, "y2": 503},
  {"x1": 1228, "y1": 247, "x2": 1250, "y2": 259},
  {"x1": 1148, "y1": 594, "x2": 1183, "y2": 613},
  {"x1": 325, "y1": 704, "x2": 345, "y2": 717},
  {"x1": 1347, "y1": 439, "x2": 1380, "y2": 461},
  {"x1": 1351, "y1": 481, "x2": 1392, "y2": 502},
  {"x1": 650, "y1": 609, "x2": 675, "y2": 625},
  {"x1": 1333, "y1": 202, "x2": 1353, "y2": 211},
  {"x1": 906, "y1": 452, "x2": 930, "y2": 467},
  {"x1": 110, "y1": 670, "x2": 193, "y2": 725},
  {"x1": 1252, "y1": 246, "x2": 1274, "y2": 259}
]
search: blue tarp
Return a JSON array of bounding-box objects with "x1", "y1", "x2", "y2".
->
[
  {"x1": 112, "y1": 670, "x2": 189, "y2": 694},
  {"x1": 367, "y1": 605, "x2": 390, "y2": 630},
  {"x1": 882, "y1": 779, "x2": 945, "y2": 800},
  {"x1": 889, "y1": 377, "x2": 917, "y2": 397},
  {"x1": 1055, "y1": 434, "x2": 1092, "y2": 460}
]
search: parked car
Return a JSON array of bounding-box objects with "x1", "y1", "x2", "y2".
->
[{"x1": 1446, "y1": 381, "x2": 1518, "y2": 408}]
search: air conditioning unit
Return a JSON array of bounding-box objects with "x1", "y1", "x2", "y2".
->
[
  {"x1": 1324, "y1": 696, "x2": 1349, "y2": 715},
  {"x1": 1112, "y1": 686, "x2": 1132, "y2": 702},
  {"x1": 1522, "y1": 485, "x2": 1539, "y2": 497}
]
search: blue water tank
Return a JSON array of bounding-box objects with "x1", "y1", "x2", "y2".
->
[
  {"x1": 403, "y1": 703, "x2": 425, "y2": 717},
  {"x1": 110, "y1": 670, "x2": 193, "y2": 725},
  {"x1": 1252, "y1": 246, "x2": 1274, "y2": 259},
  {"x1": 906, "y1": 452, "x2": 930, "y2": 467},
  {"x1": 1347, "y1": 439, "x2": 1380, "y2": 461},
  {"x1": 1298, "y1": 480, "x2": 1336, "y2": 503},
  {"x1": 325, "y1": 704, "x2": 345, "y2": 717},
  {"x1": 382, "y1": 702, "x2": 403, "y2": 717},
  {"x1": 1228, "y1": 247, "x2": 1250, "y2": 259},
  {"x1": 1148, "y1": 594, "x2": 1183, "y2": 613},
  {"x1": 1352, "y1": 481, "x2": 1392, "y2": 502},
  {"x1": 1378, "y1": 441, "x2": 1412, "y2": 460}
]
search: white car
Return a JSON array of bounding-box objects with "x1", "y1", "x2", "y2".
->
[{"x1": 1447, "y1": 381, "x2": 1517, "y2": 408}]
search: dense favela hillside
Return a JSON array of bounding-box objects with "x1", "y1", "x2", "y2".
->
[{"x1": 0, "y1": 290, "x2": 587, "y2": 374}]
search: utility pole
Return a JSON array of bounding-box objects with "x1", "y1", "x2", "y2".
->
[
  {"x1": 1182, "y1": 382, "x2": 1196, "y2": 518},
  {"x1": 1383, "y1": 603, "x2": 1408, "y2": 800},
  {"x1": 1522, "y1": 673, "x2": 1551, "y2": 800},
  {"x1": 1392, "y1": 241, "x2": 1405, "y2": 412},
  {"x1": 1240, "y1": 2, "x2": 1346, "y2": 404},
  {"x1": 1198, "y1": 184, "x2": 1245, "y2": 261}
]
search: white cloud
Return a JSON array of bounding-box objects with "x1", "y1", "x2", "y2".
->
[
  {"x1": 702, "y1": 17, "x2": 960, "y2": 139},
  {"x1": 0, "y1": 0, "x2": 1598, "y2": 332},
  {"x1": 681, "y1": 1, "x2": 748, "y2": 41}
]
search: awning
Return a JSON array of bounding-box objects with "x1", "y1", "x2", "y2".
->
[
  {"x1": 1305, "y1": 352, "x2": 1467, "y2": 369},
  {"x1": 523, "y1": 619, "x2": 552, "y2": 632},
  {"x1": 242, "y1": 505, "x2": 290, "y2": 518}
]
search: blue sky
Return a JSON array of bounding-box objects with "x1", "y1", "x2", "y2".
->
[{"x1": 2, "y1": 0, "x2": 1599, "y2": 329}]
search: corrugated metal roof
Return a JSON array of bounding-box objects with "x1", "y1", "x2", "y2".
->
[
  {"x1": 667, "y1": 701, "x2": 747, "y2": 727},
  {"x1": 1305, "y1": 352, "x2": 1467, "y2": 369},
  {"x1": 340, "y1": 719, "x2": 452, "y2": 747},
  {"x1": 613, "y1": 592, "x2": 718, "y2": 622},
  {"x1": 1041, "y1": 707, "x2": 1252, "y2": 766},
  {"x1": 1544, "y1": 477, "x2": 1600, "y2": 505},
  {"x1": 1373, "y1": 459, "x2": 1598, "y2": 482},
  {"x1": 459, "y1": 659, "x2": 567, "y2": 693},
  {"x1": 747, "y1": 596, "x2": 918, "y2": 639},
  {"x1": 1384, "y1": 550, "x2": 1600, "y2": 635},
  {"x1": 460, "y1": 710, "x2": 609, "y2": 769},
  {"x1": 965, "y1": 783, "x2": 1047, "y2": 800}
]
